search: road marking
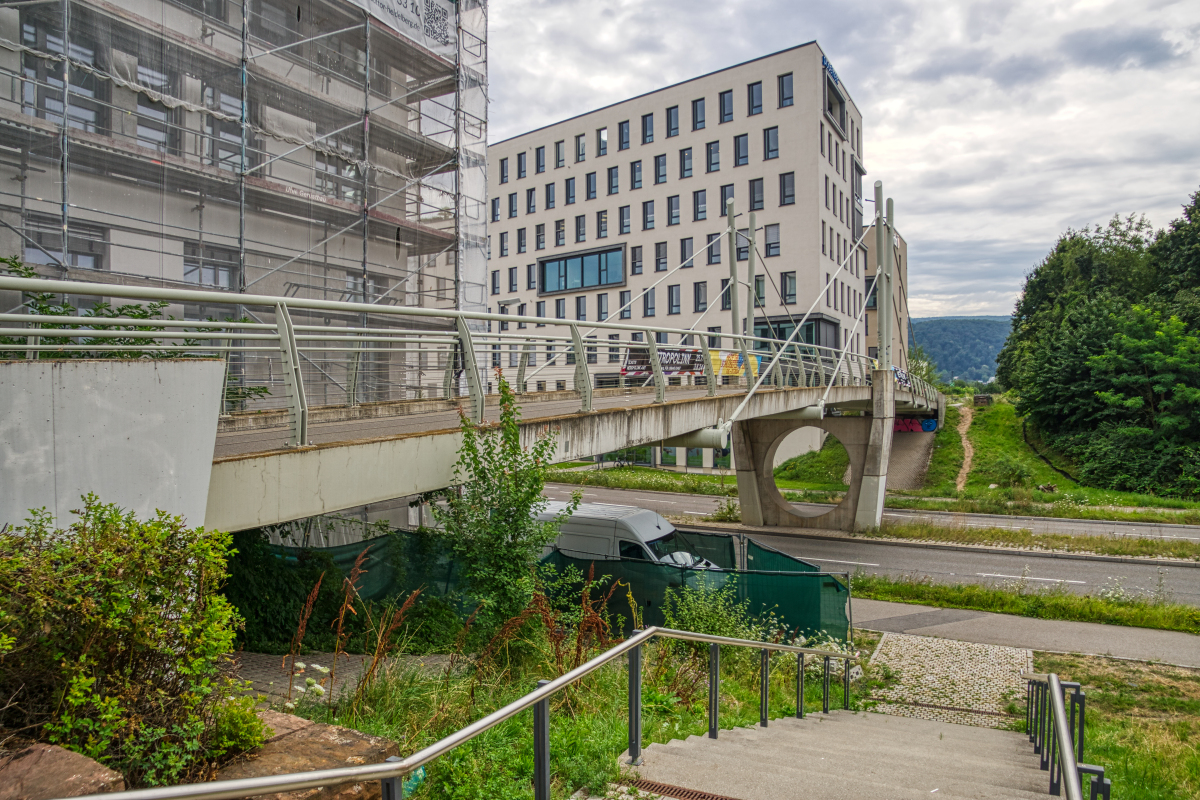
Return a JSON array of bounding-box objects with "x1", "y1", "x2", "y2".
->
[
  {"x1": 808, "y1": 558, "x2": 880, "y2": 567},
  {"x1": 976, "y1": 573, "x2": 1085, "y2": 585}
]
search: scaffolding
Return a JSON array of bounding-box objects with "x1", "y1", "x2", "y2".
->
[{"x1": 0, "y1": 0, "x2": 487, "y2": 406}]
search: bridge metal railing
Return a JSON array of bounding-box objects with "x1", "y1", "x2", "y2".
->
[
  {"x1": 1024, "y1": 672, "x2": 1111, "y2": 800},
  {"x1": 0, "y1": 274, "x2": 938, "y2": 449},
  {"x1": 54, "y1": 626, "x2": 858, "y2": 800}
]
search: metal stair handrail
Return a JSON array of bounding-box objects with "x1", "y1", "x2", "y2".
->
[
  {"x1": 1022, "y1": 672, "x2": 1111, "y2": 800},
  {"x1": 57, "y1": 626, "x2": 858, "y2": 800}
]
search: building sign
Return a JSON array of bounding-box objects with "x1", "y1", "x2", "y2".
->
[
  {"x1": 821, "y1": 55, "x2": 840, "y2": 85},
  {"x1": 344, "y1": 0, "x2": 457, "y2": 59},
  {"x1": 622, "y1": 347, "x2": 708, "y2": 376}
]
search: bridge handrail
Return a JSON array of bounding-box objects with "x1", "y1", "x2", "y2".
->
[
  {"x1": 1022, "y1": 672, "x2": 1110, "y2": 800},
  {"x1": 54, "y1": 626, "x2": 859, "y2": 800}
]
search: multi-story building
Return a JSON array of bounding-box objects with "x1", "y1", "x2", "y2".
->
[
  {"x1": 0, "y1": 0, "x2": 487, "y2": 404},
  {"x1": 485, "y1": 41, "x2": 875, "y2": 393},
  {"x1": 864, "y1": 224, "x2": 911, "y2": 369}
]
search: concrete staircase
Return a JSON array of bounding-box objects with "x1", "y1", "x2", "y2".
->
[{"x1": 627, "y1": 710, "x2": 1048, "y2": 799}]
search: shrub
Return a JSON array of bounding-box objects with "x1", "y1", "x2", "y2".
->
[
  {"x1": 984, "y1": 451, "x2": 1035, "y2": 487},
  {"x1": 0, "y1": 496, "x2": 266, "y2": 786}
]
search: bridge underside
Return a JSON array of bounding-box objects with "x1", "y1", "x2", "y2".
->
[{"x1": 205, "y1": 377, "x2": 937, "y2": 532}]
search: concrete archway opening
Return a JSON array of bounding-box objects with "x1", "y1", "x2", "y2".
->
[{"x1": 770, "y1": 425, "x2": 852, "y2": 520}]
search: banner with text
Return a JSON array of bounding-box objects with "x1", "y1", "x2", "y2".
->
[
  {"x1": 622, "y1": 347, "x2": 708, "y2": 376},
  {"x1": 714, "y1": 350, "x2": 760, "y2": 378},
  {"x1": 343, "y1": 0, "x2": 457, "y2": 59}
]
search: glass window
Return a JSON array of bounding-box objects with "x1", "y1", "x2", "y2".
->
[
  {"x1": 693, "y1": 189, "x2": 707, "y2": 220},
  {"x1": 764, "y1": 126, "x2": 779, "y2": 159},
  {"x1": 641, "y1": 113, "x2": 654, "y2": 144},
  {"x1": 654, "y1": 154, "x2": 667, "y2": 184},
  {"x1": 576, "y1": 295, "x2": 586, "y2": 320},
  {"x1": 765, "y1": 224, "x2": 781, "y2": 257},
  {"x1": 536, "y1": 223, "x2": 546, "y2": 250},
  {"x1": 499, "y1": 232, "x2": 509, "y2": 257},
  {"x1": 666, "y1": 196, "x2": 682, "y2": 226},
  {"x1": 680, "y1": 147, "x2": 692, "y2": 178},
  {"x1": 620, "y1": 290, "x2": 632, "y2": 318},
  {"x1": 490, "y1": 197, "x2": 500, "y2": 222},
  {"x1": 598, "y1": 293, "x2": 609, "y2": 321},
  {"x1": 537, "y1": 300, "x2": 546, "y2": 318},
  {"x1": 720, "y1": 278, "x2": 731, "y2": 309},
  {"x1": 631, "y1": 245, "x2": 643, "y2": 274},
  {"x1": 694, "y1": 281, "x2": 707, "y2": 312},
  {"x1": 736, "y1": 228, "x2": 749, "y2": 261},
  {"x1": 781, "y1": 271, "x2": 796, "y2": 304},
  {"x1": 680, "y1": 237, "x2": 694, "y2": 265},
  {"x1": 666, "y1": 106, "x2": 679, "y2": 137},
  {"x1": 734, "y1": 134, "x2": 748, "y2": 166},
  {"x1": 643, "y1": 200, "x2": 655, "y2": 229},
  {"x1": 608, "y1": 166, "x2": 620, "y2": 194},
  {"x1": 499, "y1": 157, "x2": 508, "y2": 183},
  {"x1": 748, "y1": 81, "x2": 762, "y2": 115},
  {"x1": 719, "y1": 184, "x2": 734, "y2": 215},
  {"x1": 586, "y1": 172, "x2": 597, "y2": 200},
  {"x1": 575, "y1": 215, "x2": 586, "y2": 242},
  {"x1": 556, "y1": 298, "x2": 566, "y2": 318},
  {"x1": 620, "y1": 540, "x2": 650, "y2": 560},
  {"x1": 596, "y1": 210, "x2": 608, "y2": 238},
  {"x1": 518, "y1": 303, "x2": 528, "y2": 329},
  {"x1": 608, "y1": 333, "x2": 620, "y2": 361},
  {"x1": 546, "y1": 182, "x2": 556, "y2": 209},
  {"x1": 667, "y1": 284, "x2": 681, "y2": 314},
  {"x1": 707, "y1": 233, "x2": 722, "y2": 264},
  {"x1": 527, "y1": 187, "x2": 536, "y2": 214},
  {"x1": 491, "y1": 269, "x2": 500, "y2": 294},
  {"x1": 508, "y1": 192, "x2": 518, "y2": 218},
  {"x1": 631, "y1": 160, "x2": 643, "y2": 189},
  {"x1": 517, "y1": 152, "x2": 527, "y2": 178},
  {"x1": 539, "y1": 247, "x2": 625, "y2": 294},
  {"x1": 620, "y1": 206, "x2": 631, "y2": 234},
  {"x1": 692, "y1": 97, "x2": 706, "y2": 130},
  {"x1": 719, "y1": 90, "x2": 733, "y2": 123},
  {"x1": 575, "y1": 133, "x2": 586, "y2": 162},
  {"x1": 706, "y1": 141, "x2": 720, "y2": 172},
  {"x1": 555, "y1": 140, "x2": 565, "y2": 167},
  {"x1": 643, "y1": 287, "x2": 656, "y2": 317},
  {"x1": 555, "y1": 219, "x2": 566, "y2": 246},
  {"x1": 597, "y1": 127, "x2": 608, "y2": 156},
  {"x1": 707, "y1": 326, "x2": 721, "y2": 348},
  {"x1": 655, "y1": 241, "x2": 668, "y2": 271},
  {"x1": 687, "y1": 447, "x2": 704, "y2": 468},
  {"x1": 536, "y1": 146, "x2": 546, "y2": 173},
  {"x1": 517, "y1": 228, "x2": 527, "y2": 253},
  {"x1": 749, "y1": 178, "x2": 764, "y2": 211},
  {"x1": 754, "y1": 275, "x2": 765, "y2": 307},
  {"x1": 509, "y1": 265, "x2": 519, "y2": 291},
  {"x1": 618, "y1": 120, "x2": 630, "y2": 150},
  {"x1": 528, "y1": 262, "x2": 537, "y2": 289},
  {"x1": 661, "y1": 446, "x2": 676, "y2": 466},
  {"x1": 566, "y1": 177, "x2": 576, "y2": 204},
  {"x1": 780, "y1": 172, "x2": 795, "y2": 205},
  {"x1": 778, "y1": 73, "x2": 793, "y2": 107}
]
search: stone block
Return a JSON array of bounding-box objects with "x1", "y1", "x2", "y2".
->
[{"x1": 0, "y1": 743, "x2": 125, "y2": 799}]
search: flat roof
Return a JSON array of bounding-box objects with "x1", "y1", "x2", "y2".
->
[{"x1": 492, "y1": 39, "x2": 856, "y2": 146}]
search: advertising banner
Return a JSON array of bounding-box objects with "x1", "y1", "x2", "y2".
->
[
  {"x1": 344, "y1": 0, "x2": 457, "y2": 59},
  {"x1": 621, "y1": 347, "x2": 708, "y2": 376},
  {"x1": 714, "y1": 350, "x2": 760, "y2": 378}
]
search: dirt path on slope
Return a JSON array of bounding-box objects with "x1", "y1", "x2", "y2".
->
[{"x1": 955, "y1": 405, "x2": 974, "y2": 493}]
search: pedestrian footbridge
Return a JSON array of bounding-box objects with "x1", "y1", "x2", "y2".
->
[{"x1": 0, "y1": 276, "x2": 942, "y2": 533}]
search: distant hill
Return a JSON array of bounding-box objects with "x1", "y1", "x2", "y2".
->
[{"x1": 909, "y1": 316, "x2": 1011, "y2": 382}]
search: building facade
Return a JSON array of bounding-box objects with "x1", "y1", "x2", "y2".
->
[{"x1": 864, "y1": 224, "x2": 911, "y2": 369}]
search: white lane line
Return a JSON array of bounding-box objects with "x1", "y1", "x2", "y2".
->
[
  {"x1": 807, "y1": 558, "x2": 880, "y2": 566},
  {"x1": 976, "y1": 573, "x2": 1086, "y2": 585}
]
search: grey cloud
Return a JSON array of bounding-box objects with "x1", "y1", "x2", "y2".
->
[
  {"x1": 906, "y1": 47, "x2": 1057, "y2": 87},
  {"x1": 1059, "y1": 26, "x2": 1181, "y2": 70}
]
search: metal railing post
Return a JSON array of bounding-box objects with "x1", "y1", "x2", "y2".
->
[
  {"x1": 1075, "y1": 689, "x2": 1086, "y2": 764},
  {"x1": 346, "y1": 334, "x2": 361, "y2": 407},
  {"x1": 822, "y1": 656, "x2": 831, "y2": 714},
  {"x1": 533, "y1": 679, "x2": 550, "y2": 800},
  {"x1": 569, "y1": 324, "x2": 593, "y2": 412},
  {"x1": 702, "y1": 345, "x2": 717, "y2": 397},
  {"x1": 628, "y1": 630, "x2": 643, "y2": 763},
  {"x1": 380, "y1": 755, "x2": 403, "y2": 800},
  {"x1": 455, "y1": 317, "x2": 484, "y2": 423},
  {"x1": 797, "y1": 653, "x2": 805, "y2": 719},
  {"x1": 708, "y1": 642, "x2": 720, "y2": 739},
  {"x1": 516, "y1": 339, "x2": 532, "y2": 393},
  {"x1": 843, "y1": 657, "x2": 851, "y2": 710},
  {"x1": 275, "y1": 303, "x2": 308, "y2": 447},
  {"x1": 759, "y1": 648, "x2": 769, "y2": 727},
  {"x1": 645, "y1": 330, "x2": 666, "y2": 404}
]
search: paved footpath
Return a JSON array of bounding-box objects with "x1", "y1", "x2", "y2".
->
[{"x1": 853, "y1": 597, "x2": 1200, "y2": 668}]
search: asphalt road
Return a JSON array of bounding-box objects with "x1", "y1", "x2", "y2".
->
[{"x1": 544, "y1": 483, "x2": 1200, "y2": 606}]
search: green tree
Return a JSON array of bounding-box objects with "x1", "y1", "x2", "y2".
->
[{"x1": 431, "y1": 371, "x2": 578, "y2": 634}]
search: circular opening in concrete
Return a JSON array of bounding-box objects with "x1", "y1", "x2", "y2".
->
[{"x1": 771, "y1": 426, "x2": 851, "y2": 518}]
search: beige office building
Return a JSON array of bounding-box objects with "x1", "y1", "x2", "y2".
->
[{"x1": 864, "y1": 224, "x2": 911, "y2": 369}]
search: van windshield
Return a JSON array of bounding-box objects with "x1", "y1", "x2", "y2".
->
[{"x1": 645, "y1": 531, "x2": 682, "y2": 561}]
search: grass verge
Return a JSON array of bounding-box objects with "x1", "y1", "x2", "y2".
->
[
  {"x1": 1034, "y1": 652, "x2": 1200, "y2": 800},
  {"x1": 922, "y1": 404, "x2": 964, "y2": 495},
  {"x1": 851, "y1": 572, "x2": 1200, "y2": 634}
]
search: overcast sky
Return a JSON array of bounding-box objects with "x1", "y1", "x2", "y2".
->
[{"x1": 486, "y1": 0, "x2": 1200, "y2": 317}]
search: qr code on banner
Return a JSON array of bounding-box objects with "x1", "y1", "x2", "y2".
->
[{"x1": 424, "y1": 0, "x2": 451, "y2": 45}]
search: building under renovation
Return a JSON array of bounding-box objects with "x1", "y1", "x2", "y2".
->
[{"x1": 0, "y1": 0, "x2": 487, "y2": 403}]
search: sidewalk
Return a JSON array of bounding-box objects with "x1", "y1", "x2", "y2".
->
[{"x1": 852, "y1": 598, "x2": 1200, "y2": 668}]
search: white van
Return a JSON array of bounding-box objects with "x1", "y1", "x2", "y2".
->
[{"x1": 538, "y1": 501, "x2": 718, "y2": 569}]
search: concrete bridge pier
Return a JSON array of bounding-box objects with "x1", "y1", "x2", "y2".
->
[{"x1": 732, "y1": 370, "x2": 895, "y2": 532}]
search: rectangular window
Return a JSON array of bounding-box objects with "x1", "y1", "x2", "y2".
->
[
  {"x1": 490, "y1": 197, "x2": 500, "y2": 222},
  {"x1": 517, "y1": 152, "x2": 527, "y2": 179},
  {"x1": 720, "y1": 184, "x2": 734, "y2": 215},
  {"x1": 631, "y1": 160, "x2": 643, "y2": 189},
  {"x1": 779, "y1": 172, "x2": 795, "y2": 205},
  {"x1": 619, "y1": 205, "x2": 631, "y2": 234},
  {"x1": 597, "y1": 293, "x2": 609, "y2": 321},
  {"x1": 536, "y1": 145, "x2": 546, "y2": 173},
  {"x1": 575, "y1": 134, "x2": 585, "y2": 162},
  {"x1": 643, "y1": 200, "x2": 655, "y2": 229},
  {"x1": 620, "y1": 290, "x2": 632, "y2": 318},
  {"x1": 517, "y1": 228, "x2": 527, "y2": 253},
  {"x1": 537, "y1": 300, "x2": 546, "y2": 319},
  {"x1": 608, "y1": 166, "x2": 620, "y2": 195},
  {"x1": 667, "y1": 284, "x2": 681, "y2": 315},
  {"x1": 694, "y1": 281, "x2": 708, "y2": 312},
  {"x1": 693, "y1": 189, "x2": 707, "y2": 220},
  {"x1": 527, "y1": 187, "x2": 536, "y2": 214},
  {"x1": 499, "y1": 232, "x2": 509, "y2": 257},
  {"x1": 719, "y1": 90, "x2": 733, "y2": 122},
  {"x1": 555, "y1": 140, "x2": 565, "y2": 167},
  {"x1": 556, "y1": 298, "x2": 566, "y2": 318},
  {"x1": 778, "y1": 73, "x2": 793, "y2": 107},
  {"x1": 596, "y1": 210, "x2": 608, "y2": 238},
  {"x1": 546, "y1": 182, "x2": 556, "y2": 209},
  {"x1": 518, "y1": 303, "x2": 527, "y2": 329},
  {"x1": 618, "y1": 120, "x2": 630, "y2": 150},
  {"x1": 763, "y1": 126, "x2": 779, "y2": 159},
  {"x1": 720, "y1": 278, "x2": 731, "y2": 309},
  {"x1": 499, "y1": 157, "x2": 508, "y2": 183},
  {"x1": 749, "y1": 178, "x2": 764, "y2": 211},
  {"x1": 782, "y1": 271, "x2": 796, "y2": 304},
  {"x1": 680, "y1": 236, "x2": 694, "y2": 265},
  {"x1": 608, "y1": 333, "x2": 620, "y2": 362},
  {"x1": 822, "y1": 222, "x2": 827, "y2": 255},
  {"x1": 754, "y1": 275, "x2": 765, "y2": 307},
  {"x1": 736, "y1": 228, "x2": 749, "y2": 262},
  {"x1": 597, "y1": 127, "x2": 608, "y2": 156},
  {"x1": 706, "y1": 141, "x2": 720, "y2": 172},
  {"x1": 825, "y1": 273, "x2": 831, "y2": 306},
  {"x1": 528, "y1": 262, "x2": 537, "y2": 289},
  {"x1": 825, "y1": 175, "x2": 830, "y2": 208},
  {"x1": 566, "y1": 178, "x2": 576, "y2": 205},
  {"x1": 680, "y1": 147, "x2": 693, "y2": 178},
  {"x1": 631, "y1": 246, "x2": 643, "y2": 275},
  {"x1": 654, "y1": 154, "x2": 667, "y2": 184},
  {"x1": 575, "y1": 215, "x2": 586, "y2": 242},
  {"x1": 708, "y1": 326, "x2": 721, "y2": 348},
  {"x1": 575, "y1": 295, "x2": 586, "y2": 320},
  {"x1": 666, "y1": 105, "x2": 679, "y2": 137},
  {"x1": 655, "y1": 241, "x2": 668, "y2": 271},
  {"x1": 508, "y1": 192, "x2": 518, "y2": 218},
  {"x1": 707, "y1": 233, "x2": 721, "y2": 264},
  {"x1": 555, "y1": 219, "x2": 566, "y2": 246},
  {"x1": 536, "y1": 223, "x2": 546, "y2": 250},
  {"x1": 643, "y1": 287, "x2": 656, "y2": 317},
  {"x1": 641, "y1": 113, "x2": 654, "y2": 144},
  {"x1": 747, "y1": 81, "x2": 762, "y2": 115},
  {"x1": 538, "y1": 247, "x2": 625, "y2": 294},
  {"x1": 692, "y1": 97, "x2": 706, "y2": 130},
  {"x1": 667, "y1": 195, "x2": 680, "y2": 225},
  {"x1": 586, "y1": 172, "x2": 597, "y2": 200},
  {"x1": 765, "y1": 223, "x2": 781, "y2": 257},
  {"x1": 491, "y1": 269, "x2": 500, "y2": 294},
  {"x1": 734, "y1": 134, "x2": 748, "y2": 166},
  {"x1": 508, "y1": 265, "x2": 518, "y2": 292}
]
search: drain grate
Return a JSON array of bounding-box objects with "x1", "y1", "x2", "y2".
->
[{"x1": 621, "y1": 779, "x2": 747, "y2": 800}]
